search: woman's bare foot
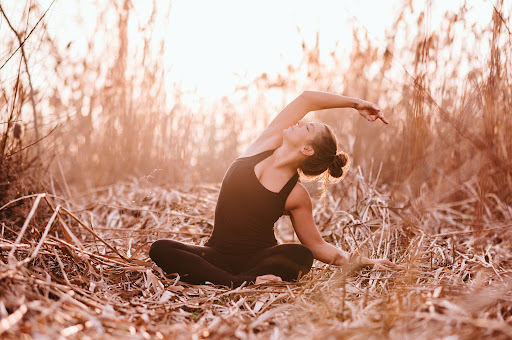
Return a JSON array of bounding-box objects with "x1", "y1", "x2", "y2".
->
[{"x1": 255, "y1": 274, "x2": 282, "y2": 284}]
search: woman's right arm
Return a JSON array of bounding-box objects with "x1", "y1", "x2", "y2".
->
[{"x1": 286, "y1": 184, "x2": 400, "y2": 269}]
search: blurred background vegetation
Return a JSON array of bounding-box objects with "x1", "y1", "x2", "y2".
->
[{"x1": 1, "y1": 0, "x2": 511, "y2": 219}]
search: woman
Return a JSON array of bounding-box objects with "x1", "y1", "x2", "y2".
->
[{"x1": 150, "y1": 90, "x2": 398, "y2": 287}]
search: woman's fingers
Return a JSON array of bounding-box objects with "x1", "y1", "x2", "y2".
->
[
  {"x1": 377, "y1": 111, "x2": 389, "y2": 124},
  {"x1": 371, "y1": 259, "x2": 404, "y2": 270},
  {"x1": 383, "y1": 260, "x2": 401, "y2": 269},
  {"x1": 359, "y1": 108, "x2": 389, "y2": 124},
  {"x1": 368, "y1": 109, "x2": 389, "y2": 124},
  {"x1": 385, "y1": 262, "x2": 404, "y2": 269}
]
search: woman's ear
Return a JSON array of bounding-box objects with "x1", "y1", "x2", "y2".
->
[{"x1": 301, "y1": 145, "x2": 315, "y2": 157}]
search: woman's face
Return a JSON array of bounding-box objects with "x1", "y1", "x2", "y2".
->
[{"x1": 283, "y1": 121, "x2": 324, "y2": 147}]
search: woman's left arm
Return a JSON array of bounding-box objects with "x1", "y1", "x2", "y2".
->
[{"x1": 285, "y1": 184, "x2": 400, "y2": 269}]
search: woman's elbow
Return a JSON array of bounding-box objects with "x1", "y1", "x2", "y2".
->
[
  {"x1": 297, "y1": 91, "x2": 315, "y2": 110},
  {"x1": 300, "y1": 90, "x2": 313, "y2": 101}
]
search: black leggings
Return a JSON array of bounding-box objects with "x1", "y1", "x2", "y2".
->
[{"x1": 149, "y1": 239, "x2": 314, "y2": 287}]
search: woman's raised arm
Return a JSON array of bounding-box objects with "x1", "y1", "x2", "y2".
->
[
  {"x1": 267, "y1": 90, "x2": 387, "y2": 134},
  {"x1": 241, "y1": 91, "x2": 387, "y2": 157}
]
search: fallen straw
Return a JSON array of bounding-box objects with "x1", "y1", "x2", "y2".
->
[
  {"x1": 0, "y1": 304, "x2": 28, "y2": 336},
  {"x1": 1, "y1": 175, "x2": 511, "y2": 339},
  {"x1": 26, "y1": 205, "x2": 60, "y2": 262},
  {"x1": 61, "y1": 206, "x2": 129, "y2": 261},
  {"x1": 44, "y1": 195, "x2": 85, "y2": 251},
  {"x1": 7, "y1": 193, "x2": 44, "y2": 263}
]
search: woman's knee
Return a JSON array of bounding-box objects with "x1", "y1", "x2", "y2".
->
[
  {"x1": 274, "y1": 243, "x2": 314, "y2": 265},
  {"x1": 149, "y1": 239, "x2": 182, "y2": 260},
  {"x1": 298, "y1": 245, "x2": 314, "y2": 266},
  {"x1": 284, "y1": 244, "x2": 314, "y2": 276},
  {"x1": 290, "y1": 245, "x2": 313, "y2": 274},
  {"x1": 149, "y1": 240, "x2": 165, "y2": 260}
]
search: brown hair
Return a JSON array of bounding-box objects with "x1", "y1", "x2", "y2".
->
[{"x1": 299, "y1": 124, "x2": 349, "y2": 187}]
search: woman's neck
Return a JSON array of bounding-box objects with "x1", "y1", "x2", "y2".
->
[{"x1": 272, "y1": 145, "x2": 303, "y2": 173}]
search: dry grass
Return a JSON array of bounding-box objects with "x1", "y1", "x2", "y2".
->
[{"x1": 1, "y1": 167, "x2": 511, "y2": 339}]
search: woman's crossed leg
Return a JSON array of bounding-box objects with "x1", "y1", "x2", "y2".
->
[{"x1": 149, "y1": 239, "x2": 313, "y2": 287}]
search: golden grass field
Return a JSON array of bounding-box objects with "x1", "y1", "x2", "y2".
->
[
  {"x1": 1, "y1": 170, "x2": 511, "y2": 339},
  {"x1": 1, "y1": 1, "x2": 512, "y2": 339}
]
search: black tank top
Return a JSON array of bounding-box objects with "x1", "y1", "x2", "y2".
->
[{"x1": 205, "y1": 150, "x2": 299, "y2": 254}]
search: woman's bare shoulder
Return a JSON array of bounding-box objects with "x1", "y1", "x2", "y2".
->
[{"x1": 285, "y1": 182, "x2": 312, "y2": 211}]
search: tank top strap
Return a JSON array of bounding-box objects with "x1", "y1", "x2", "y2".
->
[
  {"x1": 251, "y1": 149, "x2": 275, "y2": 164},
  {"x1": 237, "y1": 149, "x2": 275, "y2": 164},
  {"x1": 279, "y1": 172, "x2": 299, "y2": 197}
]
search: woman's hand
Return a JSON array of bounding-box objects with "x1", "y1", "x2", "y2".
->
[
  {"x1": 362, "y1": 257, "x2": 404, "y2": 270},
  {"x1": 355, "y1": 100, "x2": 389, "y2": 125}
]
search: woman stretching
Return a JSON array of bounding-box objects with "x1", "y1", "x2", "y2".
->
[{"x1": 150, "y1": 90, "x2": 398, "y2": 287}]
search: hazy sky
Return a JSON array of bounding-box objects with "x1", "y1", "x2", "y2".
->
[
  {"x1": 1, "y1": 0, "x2": 506, "y2": 102},
  {"x1": 163, "y1": 0, "x2": 500, "y2": 98},
  {"x1": 164, "y1": 0, "x2": 401, "y2": 97}
]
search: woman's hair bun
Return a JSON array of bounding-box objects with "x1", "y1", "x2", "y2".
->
[{"x1": 328, "y1": 153, "x2": 348, "y2": 178}]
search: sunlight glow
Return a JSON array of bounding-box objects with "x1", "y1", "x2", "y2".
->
[
  {"x1": 163, "y1": 0, "x2": 498, "y2": 101},
  {"x1": 163, "y1": 0, "x2": 401, "y2": 100},
  {"x1": 2, "y1": 0, "x2": 504, "y2": 108}
]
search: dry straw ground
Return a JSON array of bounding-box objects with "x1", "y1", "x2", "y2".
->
[{"x1": 1, "y1": 167, "x2": 511, "y2": 339}]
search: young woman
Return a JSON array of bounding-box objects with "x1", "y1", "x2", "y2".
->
[{"x1": 150, "y1": 90, "x2": 398, "y2": 287}]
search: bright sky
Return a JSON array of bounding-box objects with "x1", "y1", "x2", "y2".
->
[
  {"x1": 163, "y1": 0, "x2": 504, "y2": 100},
  {"x1": 1, "y1": 0, "x2": 507, "y2": 107},
  {"x1": 164, "y1": 0, "x2": 401, "y2": 98}
]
